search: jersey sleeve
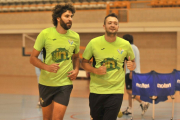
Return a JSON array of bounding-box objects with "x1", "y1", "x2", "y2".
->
[
  {"x1": 34, "y1": 30, "x2": 45, "y2": 51},
  {"x1": 127, "y1": 43, "x2": 135, "y2": 60},
  {"x1": 74, "y1": 34, "x2": 80, "y2": 54},
  {"x1": 82, "y1": 40, "x2": 93, "y2": 60}
]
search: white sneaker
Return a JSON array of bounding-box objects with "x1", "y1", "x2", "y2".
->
[{"x1": 140, "y1": 102, "x2": 149, "y2": 115}]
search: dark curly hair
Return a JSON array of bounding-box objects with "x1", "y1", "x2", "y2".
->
[{"x1": 52, "y1": 3, "x2": 75, "y2": 27}]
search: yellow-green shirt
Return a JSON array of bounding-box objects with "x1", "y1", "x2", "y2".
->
[
  {"x1": 83, "y1": 35, "x2": 134, "y2": 94},
  {"x1": 34, "y1": 27, "x2": 80, "y2": 86}
]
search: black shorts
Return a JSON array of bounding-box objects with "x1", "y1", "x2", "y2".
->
[
  {"x1": 39, "y1": 84, "x2": 73, "y2": 107},
  {"x1": 125, "y1": 73, "x2": 132, "y2": 90},
  {"x1": 89, "y1": 93, "x2": 123, "y2": 120}
]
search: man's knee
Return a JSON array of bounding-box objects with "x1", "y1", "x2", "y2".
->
[
  {"x1": 52, "y1": 102, "x2": 67, "y2": 120},
  {"x1": 43, "y1": 115, "x2": 52, "y2": 120},
  {"x1": 52, "y1": 117, "x2": 63, "y2": 120},
  {"x1": 42, "y1": 104, "x2": 53, "y2": 120},
  {"x1": 52, "y1": 112, "x2": 64, "y2": 120}
]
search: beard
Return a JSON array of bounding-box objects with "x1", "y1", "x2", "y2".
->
[
  {"x1": 106, "y1": 30, "x2": 117, "y2": 37},
  {"x1": 105, "y1": 26, "x2": 118, "y2": 36},
  {"x1": 60, "y1": 19, "x2": 72, "y2": 30}
]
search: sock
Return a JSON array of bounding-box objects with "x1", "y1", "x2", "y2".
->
[
  {"x1": 140, "y1": 101, "x2": 144, "y2": 105},
  {"x1": 128, "y1": 106, "x2": 132, "y2": 112}
]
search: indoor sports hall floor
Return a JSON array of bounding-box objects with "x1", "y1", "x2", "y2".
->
[{"x1": 0, "y1": 75, "x2": 180, "y2": 120}]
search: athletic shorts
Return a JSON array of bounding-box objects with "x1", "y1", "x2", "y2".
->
[
  {"x1": 89, "y1": 93, "x2": 123, "y2": 120},
  {"x1": 125, "y1": 73, "x2": 132, "y2": 90},
  {"x1": 39, "y1": 84, "x2": 73, "y2": 107}
]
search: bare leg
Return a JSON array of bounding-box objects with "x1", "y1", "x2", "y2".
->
[
  {"x1": 127, "y1": 89, "x2": 142, "y2": 108},
  {"x1": 42, "y1": 102, "x2": 53, "y2": 120},
  {"x1": 135, "y1": 95, "x2": 142, "y2": 103},
  {"x1": 52, "y1": 101, "x2": 67, "y2": 120},
  {"x1": 127, "y1": 89, "x2": 132, "y2": 108}
]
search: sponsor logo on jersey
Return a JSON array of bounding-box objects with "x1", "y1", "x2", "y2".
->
[
  {"x1": 136, "y1": 83, "x2": 150, "y2": 88},
  {"x1": 51, "y1": 48, "x2": 69, "y2": 62},
  {"x1": 100, "y1": 58, "x2": 120, "y2": 72},
  {"x1": 157, "y1": 83, "x2": 171, "y2": 88},
  {"x1": 101, "y1": 48, "x2": 105, "y2": 50}
]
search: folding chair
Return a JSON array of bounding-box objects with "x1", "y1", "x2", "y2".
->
[
  {"x1": 167, "y1": 0, "x2": 176, "y2": 6},
  {"x1": 132, "y1": 71, "x2": 176, "y2": 120},
  {"x1": 174, "y1": 69, "x2": 180, "y2": 91},
  {"x1": 151, "y1": 0, "x2": 159, "y2": 7},
  {"x1": 132, "y1": 71, "x2": 154, "y2": 120},
  {"x1": 159, "y1": 0, "x2": 168, "y2": 7}
]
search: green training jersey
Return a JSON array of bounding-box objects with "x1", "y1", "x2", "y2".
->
[
  {"x1": 83, "y1": 35, "x2": 134, "y2": 94},
  {"x1": 34, "y1": 27, "x2": 80, "y2": 86}
]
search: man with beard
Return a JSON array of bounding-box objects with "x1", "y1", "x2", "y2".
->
[
  {"x1": 81, "y1": 13, "x2": 136, "y2": 120},
  {"x1": 30, "y1": 3, "x2": 80, "y2": 120}
]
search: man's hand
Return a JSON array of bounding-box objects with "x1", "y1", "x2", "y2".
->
[
  {"x1": 127, "y1": 56, "x2": 135, "y2": 71},
  {"x1": 67, "y1": 69, "x2": 79, "y2": 80},
  {"x1": 94, "y1": 63, "x2": 107, "y2": 75},
  {"x1": 45, "y1": 63, "x2": 60, "y2": 73}
]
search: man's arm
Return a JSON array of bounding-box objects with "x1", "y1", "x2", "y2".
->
[
  {"x1": 126, "y1": 56, "x2": 136, "y2": 72},
  {"x1": 82, "y1": 58, "x2": 106, "y2": 75},
  {"x1": 126, "y1": 57, "x2": 136, "y2": 79},
  {"x1": 67, "y1": 53, "x2": 80, "y2": 80},
  {"x1": 30, "y1": 48, "x2": 59, "y2": 73},
  {"x1": 72, "y1": 53, "x2": 80, "y2": 72},
  {"x1": 124, "y1": 60, "x2": 127, "y2": 72},
  {"x1": 125, "y1": 59, "x2": 135, "y2": 79}
]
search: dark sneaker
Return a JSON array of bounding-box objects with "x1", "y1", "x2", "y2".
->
[{"x1": 122, "y1": 107, "x2": 132, "y2": 115}]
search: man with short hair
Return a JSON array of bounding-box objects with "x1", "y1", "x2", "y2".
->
[
  {"x1": 30, "y1": 3, "x2": 80, "y2": 120},
  {"x1": 82, "y1": 13, "x2": 136, "y2": 120},
  {"x1": 121, "y1": 34, "x2": 149, "y2": 116}
]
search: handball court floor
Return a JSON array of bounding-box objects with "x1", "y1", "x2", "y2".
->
[{"x1": 0, "y1": 75, "x2": 180, "y2": 120}]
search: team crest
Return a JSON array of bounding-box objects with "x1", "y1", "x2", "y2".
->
[
  {"x1": 117, "y1": 48, "x2": 124, "y2": 54},
  {"x1": 68, "y1": 39, "x2": 74, "y2": 45}
]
